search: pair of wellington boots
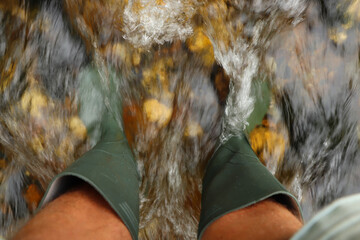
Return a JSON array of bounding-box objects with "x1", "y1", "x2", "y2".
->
[{"x1": 39, "y1": 111, "x2": 301, "y2": 240}]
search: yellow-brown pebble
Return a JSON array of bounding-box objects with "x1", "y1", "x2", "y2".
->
[
  {"x1": 23, "y1": 183, "x2": 43, "y2": 210},
  {"x1": 20, "y1": 85, "x2": 50, "y2": 119},
  {"x1": 186, "y1": 28, "x2": 215, "y2": 67},
  {"x1": 31, "y1": 136, "x2": 45, "y2": 154},
  {"x1": 69, "y1": 116, "x2": 87, "y2": 140},
  {"x1": 249, "y1": 124, "x2": 287, "y2": 165},
  {"x1": 184, "y1": 122, "x2": 203, "y2": 137},
  {"x1": 143, "y1": 99, "x2": 172, "y2": 127},
  {"x1": 56, "y1": 137, "x2": 75, "y2": 162},
  {"x1": 29, "y1": 92, "x2": 48, "y2": 119}
]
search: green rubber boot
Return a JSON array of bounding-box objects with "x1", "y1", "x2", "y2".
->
[
  {"x1": 38, "y1": 111, "x2": 140, "y2": 240},
  {"x1": 198, "y1": 134, "x2": 302, "y2": 239}
]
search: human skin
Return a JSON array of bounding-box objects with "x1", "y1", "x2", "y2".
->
[
  {"x1": 202, "y1": 198, "x2": 303, "y2": 240},
  {"x1": 13, "y1": 184, "x2": 301, "y2": 240},
  {"x1": 12, "y1": 183, "x2": 132, "y2": 240}
]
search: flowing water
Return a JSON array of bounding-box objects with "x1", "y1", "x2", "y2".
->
[{"x1": 0, "y1": 0, "x2": 359, "y2": 239}]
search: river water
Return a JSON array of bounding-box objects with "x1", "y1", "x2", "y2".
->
[{"x1": 0, "y1": 0, "x2": 359, "y2": 239}]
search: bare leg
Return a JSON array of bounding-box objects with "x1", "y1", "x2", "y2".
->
[
  {"x1": 202, "y1": 198, "x2": 303, "y2": 240},
  {"x1": 13, "y1": 183, "x2": 132, "y2": 240}
]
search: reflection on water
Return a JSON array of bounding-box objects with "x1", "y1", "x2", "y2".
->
[{"x1": 0, "y1": 0, "x2": 359, "y2": 238}]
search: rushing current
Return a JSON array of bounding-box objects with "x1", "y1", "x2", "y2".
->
[{"x1": 0, "y1": 0, "x2": 359, "y2": 239}]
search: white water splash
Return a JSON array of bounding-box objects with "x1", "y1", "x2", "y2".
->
[
  {"x1": 216, "y1": 39, "x2": 258, "y2": 142},
  {"x1": 123, "y1": 0, "x2": 197, "y2": 46}
]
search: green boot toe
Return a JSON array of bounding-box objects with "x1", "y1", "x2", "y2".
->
[
  {"x1": 198, "y1": 134, "x2": 302, "y2": 239},
  {"x1": 39, "y1": 111, "x2": 140, "y2": 240}
]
